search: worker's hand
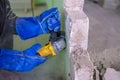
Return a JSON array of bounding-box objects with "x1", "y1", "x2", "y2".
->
[
  {"x1": 16, "y1": 7, "x2": 61, "y2": 40},
  {"x1": 37, "y1": 7, "x2": 61, "y2": 33},
  {"x1": 0, "y1": 44, "x2": 47, "y2": 72}
]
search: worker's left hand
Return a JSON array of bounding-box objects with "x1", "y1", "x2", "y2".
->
[
  {"x1": 16, "y1": 7, "x2": 61, "y2": 40},
  {"x1": 0, "y1": 44, "x2": 47, "y2": 72},
  {"x1": 37, "y1": 7, "x2": 61, "y2": 33}
]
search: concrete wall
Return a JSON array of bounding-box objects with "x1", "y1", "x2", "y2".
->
[{"x1": 64, "y1": 0, "x2": 94, "y2": 80}]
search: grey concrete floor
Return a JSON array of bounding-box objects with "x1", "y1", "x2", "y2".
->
[{"x1": 84, "y1": 1, "x2": 120, "y2": 70}]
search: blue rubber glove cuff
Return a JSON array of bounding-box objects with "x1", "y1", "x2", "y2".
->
[
  {"x1": 0, "y1": 44, "x2": 47, "y2": 72},
  {"x1": 16, "y1": 17, "x2": 44, "y2": 40},
  {"x1": 16, "y1": 7, "x2": 61, "y2": 40},
  {"x1": 37, "y1": 7, "x2": 61, "y2": 32}
]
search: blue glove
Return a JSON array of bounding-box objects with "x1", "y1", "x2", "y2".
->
[
  {"x1": 0, "y1": 44, "x2": 47, "y2": 72},
  {"x1": 16, "y1": 7, "x2": 61, "y2": 40}
]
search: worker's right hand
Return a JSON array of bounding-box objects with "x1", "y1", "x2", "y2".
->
[
  {"x1": 16, "y1": 7, "x2": 61, "y2": 40},
  {"x1": 0, "y1": 44, "x2": 47, "y2": 72}
]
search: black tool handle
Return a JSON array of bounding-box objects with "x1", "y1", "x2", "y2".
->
[{"x1": 49, "y1": 31, "x2": 61, "y2": 42}]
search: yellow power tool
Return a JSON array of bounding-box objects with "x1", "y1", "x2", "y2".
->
[{"x1": 37, "y1": 31, "x2": 66, "y2": 57}]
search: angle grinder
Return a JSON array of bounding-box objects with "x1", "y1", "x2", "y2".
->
[{"x1": 37, "y1": 31, "x2": 66, "y2": 57}]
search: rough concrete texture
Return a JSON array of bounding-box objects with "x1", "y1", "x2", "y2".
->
[
  {"x1": 84, "y1": 0, "x2": 120, "y2": 73},
  {"x1": 64, "y1": 0, "x2": 94, "y2": 80},
  {"x1": 67, "y1": 10, "x2": 89, "y2": 50},
  {"x1": 103, "y1": 68, "x2": 120, "y2": 80},
  {"x1": 94, "y1": 67, "x2": 100, "y2": 80},
  {"x1": 70, "y1": 48, "x2": 93, "y2": 80},
  {"x1": 103, "y1": 0, "x2": 120, "y2": 9},
  {"x1": 64, "y1": 0, "x2": 84, "y2": 9},
  {"x1": 0, "y1": 70, "x2": 20, "y2": 80}
]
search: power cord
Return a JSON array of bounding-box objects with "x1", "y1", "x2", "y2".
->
[{"x1": 31, "y1": 0, "x2": 35, "y2": 17}]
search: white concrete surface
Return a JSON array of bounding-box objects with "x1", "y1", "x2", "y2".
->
[
  {"x1": 65, "y1": 0, "x2": 94, "y2": 80},
  {"x1": 103, "y1": 68, "x2": 120, "y2": 80}
]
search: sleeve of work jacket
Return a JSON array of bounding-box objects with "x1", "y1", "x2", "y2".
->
[
  {"x1": 0, "y1": 0, "x2": 17, "y2": 36},
  {"x1": 5, "y1": 0, "x2": 17, "y2": 34},
  {"x1": 0, "y1": 0, "x2": 17, "y2": 49}
]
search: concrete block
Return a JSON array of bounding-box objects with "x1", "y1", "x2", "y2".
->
[
  {"x1": 68, "y1": 10, "x2": 89, "y2": 50},
  {"x1": 65, "y1": 6, "x2": 93, "y2": 80},
  {"x1": 103, "y1": 68, "x2": 120, "y2": 80},
  {"x1": 64, "y1": 0, "x2": 84, "y2": 9},
  {"x1": 70, "y1": 48, "x2": 93, "y2": 80}
]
